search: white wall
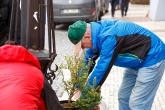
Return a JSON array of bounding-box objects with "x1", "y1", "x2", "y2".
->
[{"x1": 149, "y1": 0, "x2": 165, "y2": 21}]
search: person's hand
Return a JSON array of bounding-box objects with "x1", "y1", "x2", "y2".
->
[
  {"x1": 72, "y1": 90, "x2": 81, "y2": 101},
  {"x1": 94, "y1": 106, "x2": 100, "y2": 110}
]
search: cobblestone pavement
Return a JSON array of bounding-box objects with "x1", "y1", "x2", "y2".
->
[{"x1": 52, "y1": 3, "x2": 165, "y2": 110}]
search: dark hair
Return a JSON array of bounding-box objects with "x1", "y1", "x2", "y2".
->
[{"x1": 5, "y1": 40, "x2": 18, "y2": 45}]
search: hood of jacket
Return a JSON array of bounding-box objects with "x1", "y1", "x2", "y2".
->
[{"x1": 0, "y1": 45, "x2": 41, "y2": 69}]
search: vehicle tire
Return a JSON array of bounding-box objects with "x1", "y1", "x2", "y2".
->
[
  {"x1": 98, "y1": 11, "x2": 103, "y2": 20},
  {"x1": 98, "y1": 14, "x2": 102, "y2": 21},
  {"x1": 105, "y1": 10, "x2": 109, "y2": 13}
]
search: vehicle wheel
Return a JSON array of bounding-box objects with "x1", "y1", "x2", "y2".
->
[
  {"x1": 105, "y1": 10, "x2": 109, "y2": 13},
  {"x1": 98, "y1": 14, "x2": 102, "y2": 21},
  {"x1": 98, "y1": 12, "x2": 103, "y2": 20}
]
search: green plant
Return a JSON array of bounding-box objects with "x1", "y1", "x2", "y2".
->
[
  {"x1": 58, "y1": 54, "x2": 90, "y2": 108},
  {"x1": 58, "y1": 54, "x2": 102, "y2": 109},
  {"x1": 73, "y1": 77, "x2": 102, "y2": 110}
]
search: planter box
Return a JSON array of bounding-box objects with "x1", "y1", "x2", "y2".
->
[
  {"x1": 149, "y1": 0, "x2": 165, "y2": 21},
  {"x1": 60, "y1": 100, "x2": 78, "y2": 110}
]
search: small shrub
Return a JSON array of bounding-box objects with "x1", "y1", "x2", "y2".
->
[
  {"x1": 73, "y1": 77, "x2": 102, "y2": 110},
  {"x1": 58, "y1": 54, "x2": 102, "y2": 109}
]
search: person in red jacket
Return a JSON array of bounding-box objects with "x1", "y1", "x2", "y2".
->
[{"x1": 0, "y1": 43, "x2": 46, "y2": 110}]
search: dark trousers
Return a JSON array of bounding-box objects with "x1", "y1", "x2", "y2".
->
[
  {"x1": 111, "y1": 0, "x2": 118, "y2": 17},
  {"x1": 121, "y1": 0, "x2": 130, "y2": 17}
]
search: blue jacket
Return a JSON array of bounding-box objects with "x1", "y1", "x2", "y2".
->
[{"x1": 85, "y1": 20, "x2": 165, "y2": 86}]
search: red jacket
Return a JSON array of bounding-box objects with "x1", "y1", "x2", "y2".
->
[{"x1": 0, "y1": 45, "x2": 46, "y2": 110}]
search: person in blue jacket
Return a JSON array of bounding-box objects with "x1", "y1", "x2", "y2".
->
[{"x1": 68, "y1": 20, "x2": 165, "y2": 110}]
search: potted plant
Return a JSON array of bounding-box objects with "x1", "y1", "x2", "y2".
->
[
  {"x1": 58, "y1": 54, "x2": 102, "y2": 110},
  {"x1": 74, "y1": 77, "x2": 102, "y2": 110}
]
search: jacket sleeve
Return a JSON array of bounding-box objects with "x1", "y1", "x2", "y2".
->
[{"x1": 87, "y1": 35, "x2": 120, "y2": 87}]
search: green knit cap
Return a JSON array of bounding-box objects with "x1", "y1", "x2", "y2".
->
[{"x1": 68, "y1": 20, "x2": 87, "y2": 44}]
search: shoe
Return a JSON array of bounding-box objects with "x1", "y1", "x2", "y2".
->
[{"x1": 125, "y1": 13, "x2": 127, "y2": 16}]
